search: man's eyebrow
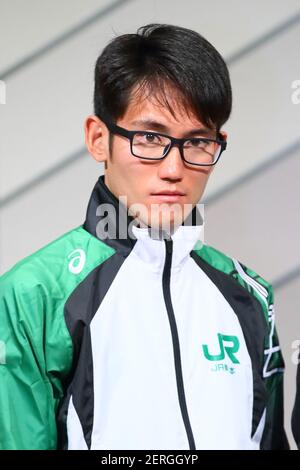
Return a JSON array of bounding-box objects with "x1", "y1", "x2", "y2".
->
[{"x1": 130, "y1": 119, "x2": 214, "y2": 137}]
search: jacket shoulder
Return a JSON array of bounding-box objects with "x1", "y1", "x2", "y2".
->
[
  {"x1": 0, "y1": 225, "x2": 115, "y2": 351},
  {"x1": 0, "y1": 225, "x2": 115, "y2": 294},
  {"x1": 193, "y1": 243, "x2": 273, "y2": 317},
  {"x1": 0, "y1": 225, "x2": 116, "y2": 402}
]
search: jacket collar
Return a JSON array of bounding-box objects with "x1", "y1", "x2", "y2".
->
[
  {"x1": 131, "y1": 223, "x2": 204, "y2": 271},
  {"x1": 83, "y1": 175, "x2": 204, "y2": 263}
]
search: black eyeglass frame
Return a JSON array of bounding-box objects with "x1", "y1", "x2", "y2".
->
[{"x1": 102, "y1": 118, "x2": 227, "y2": 166}]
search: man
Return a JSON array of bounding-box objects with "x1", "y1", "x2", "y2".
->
[{"x1": 0, "y1": 23, "x2": 288, "y2": 450}]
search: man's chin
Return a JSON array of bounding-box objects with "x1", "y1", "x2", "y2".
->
[
  {"x1": 134, "y1": 211, "x2": 184, "y2": 232},
  {"x1": 128, "y1": 201, "x2": 194, "y2": 231}
]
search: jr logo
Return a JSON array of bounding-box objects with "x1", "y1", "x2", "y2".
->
[{"x1": 202, "y1": 333, "x2": 240, "y2": 364}]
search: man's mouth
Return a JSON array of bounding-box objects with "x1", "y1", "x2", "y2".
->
[{"x1": 150, "y1": 190, "x2": 186, "y2": 203}]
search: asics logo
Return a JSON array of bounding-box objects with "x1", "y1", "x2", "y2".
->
[{"x1": 68, "y1": 249, "x2": 86, "y2": 274}]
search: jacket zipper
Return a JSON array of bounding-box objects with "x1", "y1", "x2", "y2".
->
[{"x1": 162, "y1": 238, "x2": 196, "y2": 450}]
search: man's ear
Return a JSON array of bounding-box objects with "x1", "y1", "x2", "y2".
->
[
  {"x1": 219, "y1": 130, "x2": 228, "y2": 141},
  {"x1": 84, "y1": 115, "x2": 110, "y2": 163},
  {"x1": 209, "y1": 129, "x2": 227, "y2": 175}
]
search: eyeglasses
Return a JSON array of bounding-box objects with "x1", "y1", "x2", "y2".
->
[{"x1": 102, "y1": 118, "x2": 227, "y2": 166}]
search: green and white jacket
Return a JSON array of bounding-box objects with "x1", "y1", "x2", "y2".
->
[{"x1": 0, "y1": 175, "x2": 289, "y2": 450}]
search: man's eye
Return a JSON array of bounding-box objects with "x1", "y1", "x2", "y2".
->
[
  {"x1": 135, "y1": 133, "x2": 162, "y2": 144},
  {"x1": 185, "y1": 138, "x2": 207, "y2": 148},
  {"x1": 144, "y1": 133, "x2": 160, "y2": 143}
]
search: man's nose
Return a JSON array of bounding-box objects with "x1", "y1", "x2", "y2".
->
[{"x1": 157, "y1": 145, "x2": 184, "y2": 180}]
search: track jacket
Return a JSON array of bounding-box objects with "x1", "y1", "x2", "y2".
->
[{"x1": 0, "y1": 175, "x2": 288, "y2": 450}]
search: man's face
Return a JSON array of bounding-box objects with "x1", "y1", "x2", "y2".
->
[{"x1": 86, "y1": 89, "x2": 227, "y2": 230}]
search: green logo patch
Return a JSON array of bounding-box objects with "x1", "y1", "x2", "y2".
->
[{"x1": 202, "y1": 333, "x2": 240, "y2": 373}]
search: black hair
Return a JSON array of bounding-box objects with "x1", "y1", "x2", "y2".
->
[{"x1": 94, "y1": 23, "x2": 232, "y2": 132}]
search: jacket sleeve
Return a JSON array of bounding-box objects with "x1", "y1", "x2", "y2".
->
[
  {"x1": 292, "y1": 351, "x2": 300, "y2": 448},
  {"x1": 260, "y1": 285, "x2": 289, "y2": 450},
  {"x1": 0, "y1": 266, "x2": 71, "y2": 449}
]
